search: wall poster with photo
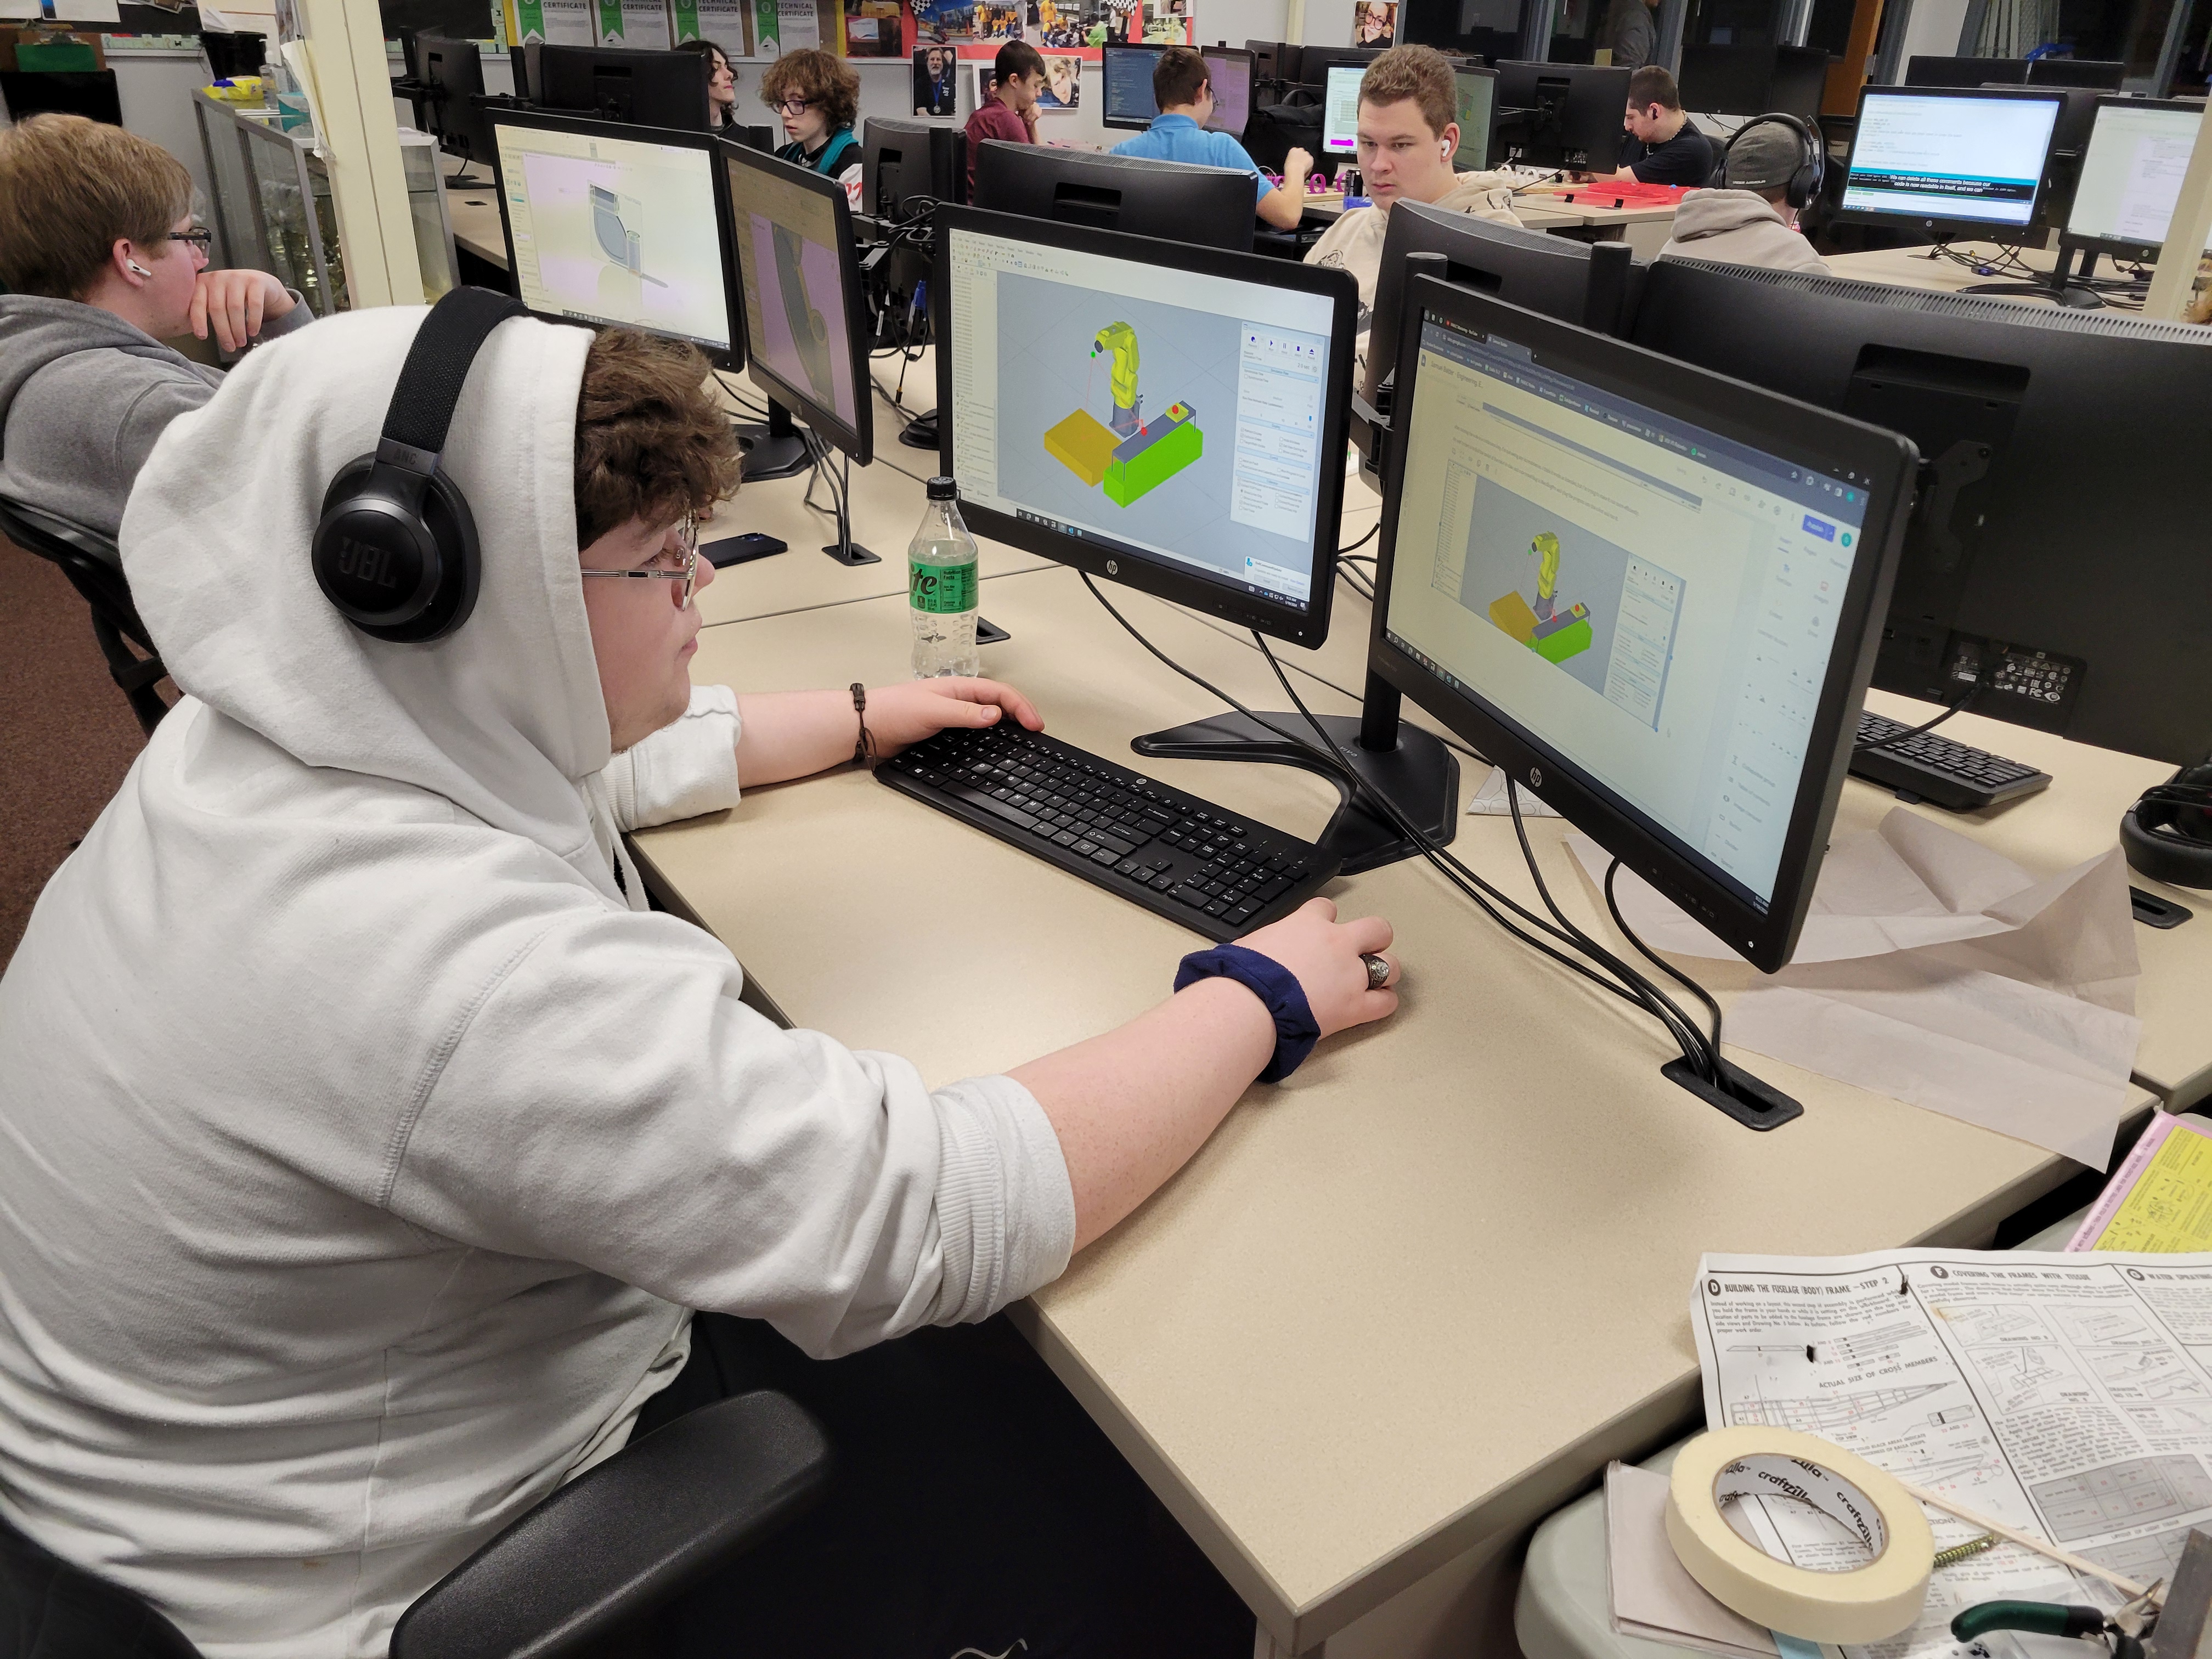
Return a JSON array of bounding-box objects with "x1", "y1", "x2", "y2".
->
[
  {"x1": 914, "y1": 43, "x2": 961, "y2": 110},
  {"x1": 1351, "y1": 0, "x2": 1396, "y2": 43},
  {"x1": 1036, "y1": 50, "x2": 1081, "y2": 106}
]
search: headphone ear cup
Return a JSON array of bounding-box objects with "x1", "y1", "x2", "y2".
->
[{"x1": 313, "y1": 459, "x2": 482, "y2": 644}]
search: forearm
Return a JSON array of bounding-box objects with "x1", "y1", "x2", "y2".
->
[
  {"x1": 1009, "y1": 977, "x2": 1274, "y2": 1250},
  {"x1": 735, "y1": 689, "x2": 859, "y2": 784},
  {"x1": 1259, "y1": 181, "x2": 1305, "y2": 229}
]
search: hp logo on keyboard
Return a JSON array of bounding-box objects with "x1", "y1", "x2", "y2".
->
[
  {"x1": 1106, "y1": 560, "x2": 1119, "y2": 576},
  {"x1": 1530, "y1": 766, "x2": 1543, "y2": 789}
]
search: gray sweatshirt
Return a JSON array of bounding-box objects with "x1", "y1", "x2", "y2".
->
[
  {"x1": 0, "y1": 292, "x2": 311, "y2": 537},
  {"x1": 1657, "y1": 189, "x2": 1833, "y2": 275}
]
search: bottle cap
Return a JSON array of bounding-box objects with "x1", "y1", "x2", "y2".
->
[{"x1": 927, "y1": 476, "x2": 958, "y2": 501}]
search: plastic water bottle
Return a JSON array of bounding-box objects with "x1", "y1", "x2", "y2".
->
[{"x1": 909, "y1": 476, "x2": 980, "y2": 678}]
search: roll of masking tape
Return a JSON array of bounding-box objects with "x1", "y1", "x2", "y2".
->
[{"x1": 1665, "y1": 1427, "x2": 1933, "y2": 1645}]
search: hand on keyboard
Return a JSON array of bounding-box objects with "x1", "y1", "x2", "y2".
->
[
  {"x1": 1238, "y1": 898, "x2": 1400, "y2": 1037},
  {"x1": 869, "y1": 677, "x2": 1043, "y2": 754}
]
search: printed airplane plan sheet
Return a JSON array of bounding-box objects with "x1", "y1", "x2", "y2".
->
[{"x1": 1694, "y1": 1248, "x2": 2212, "y2": 1657}]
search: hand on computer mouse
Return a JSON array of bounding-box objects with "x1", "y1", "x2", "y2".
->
[
  {"x1": 865, "y1": 676, "x2": 1042, "y2": 754},
  {"x1": 1239, "y1": 898, "x2": 1398, "y2": 1038}
]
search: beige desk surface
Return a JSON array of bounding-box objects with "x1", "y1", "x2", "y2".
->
[
  {"x1": 631, "y1": 561, "x2": 2167, "y2": 1652},
  {"x1": 1827, "y1": 240, "x2": 2064, "y2": 301},
  {"x1": 443, "y1": 171, "x2": 507, "y2": 269}
]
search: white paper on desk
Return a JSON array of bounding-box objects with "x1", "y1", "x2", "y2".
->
[
  {"x1": 1606, "y1": 1462, "x2": 1781, "y2": 1659},
  {"x1": 1568, "y1": 810, "x2": 2141, "y2": 1166}
]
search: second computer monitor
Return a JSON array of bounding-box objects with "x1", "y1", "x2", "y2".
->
[
  {"x1": 489, "y1": 108, "x2": 742, "y2": 368},
  {"x1": 971, "y1": 142, "x2": 1258, "y2": 252},
  {"x1": 1838, "y1": 86, "x2": 2064, "y2": 236},
  {"x1": 1493, "y1": 61, "x2": 1632, "y2": 170},
  {"x1": 724, "y1": 143, "x2": 872, "y2": 462},
  {"x1": 861, "y1": 116, "x2": 965, "y2": 219},
  {"x1": 2027, "y1": 57, "x2": 2126, "y2": 88},
  {"x1": 419, "y1": 35, "x2": 493, "y2": 168},
  {"x1": 1373, "y1": 278, "x2": 1915, "y2": 972},
  {"x1": 1903, "y1": 54, "x2": 2029, "y2": 87},
  {"x1": 932, "y1": 204, "x2": 1358, "y2": 647},
  {"x1": 1103, "y1": 43, "x2": 1165, "y2": 129},
  {"x1": 1323, "y1": 64, "x2": 1365, "y2": 153},
  {"x1": 1452, "y1": 66, "x2": 1497, "y2": 170},
  {"x1": 1202, "y1": 44, "x2": 1254, "y2": 138},
  {"x1": 2066, "y1": 96, "x2": 2212, "y2": 258},
  {"x1": 535, "y1": 44, "x2": 713, "y2": 131}
]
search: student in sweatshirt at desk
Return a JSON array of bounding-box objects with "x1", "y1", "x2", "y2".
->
[
  {"x1": 1658, "y1": 117, "x2": 1832, "y2": 274},
  {"x1": 1597, "y1": 64, "x2": 1714, "y2": 187},
  {"x1": 965, "y1": 40, "x2": 1046, "y2": 201},
  {"x1": 1303, "y1": 47, "x2": 1523, "y2": 343},
  {"x1": 1109, "y1": 46, "x2": 1311, "y2": 231},
  {"x1": 760, "y1": 47, "x2": 864, "y2": 208}
]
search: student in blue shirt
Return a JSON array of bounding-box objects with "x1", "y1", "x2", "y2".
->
[{"x1": 1109, "y1": 46, "x2": 1311, "y2": 230}]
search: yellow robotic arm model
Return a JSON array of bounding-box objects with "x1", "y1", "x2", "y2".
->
[{"x1": 1093, "y1": 322, "x2": 1141, "y2": 437}]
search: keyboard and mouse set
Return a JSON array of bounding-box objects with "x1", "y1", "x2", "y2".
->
[{"x1": 878, "y1": 712, "x2": 2051, "y2": 939}]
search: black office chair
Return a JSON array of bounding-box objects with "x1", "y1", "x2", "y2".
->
[
  {"x1": 1, "y1": 1390, "x2": 831, "y2": 1659},
  {"x1": 0, "y1": 498, "x2": 170, "y2": 737}
]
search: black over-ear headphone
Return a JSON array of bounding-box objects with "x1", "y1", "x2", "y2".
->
[
  {"x1": 2121, "y1": 765, "x2": 2212, "y2": 889},
  {"x1": 312, "y1": 286, "x2": 528, "y2": 643},
  {"x1": 1709, "y1": 112, "x2": 1824, "y2": 211}
]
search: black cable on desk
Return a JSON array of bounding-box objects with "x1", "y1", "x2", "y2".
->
[
  {"x1": 1604, "y1": 858, "x2": 1724, "y2": 1069},
  {"x1": 1070, "y1": 571, "x2": 1720, "y2": 1070},
  {"x1": 1852, "y1": 662, "x2": 1994, "y2": 757},
  {"x1": 1340, "y1": 522, "x2": 1378, "y2": 555}
]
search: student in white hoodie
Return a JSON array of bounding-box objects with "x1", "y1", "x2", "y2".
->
[
  {"x1": 1657, "y1": 117, "x2": 1833, "y2": 275},
  {"x1": 0, "y1": 301, "x2": 1402, "y2": 1657},
  {"x1": 1303, "y1": 44, "x2": 1525, "y2": 325}
]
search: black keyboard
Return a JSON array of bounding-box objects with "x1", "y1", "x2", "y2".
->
[
  {"x1": 1848, "y1": 710, "x2": 2053, "y2": 811},
  {"x1": 877, "y1": 724, "x2": 1340, "y2": 940}
]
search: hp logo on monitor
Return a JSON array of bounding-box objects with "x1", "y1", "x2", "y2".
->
[
  {"x1": 1530, "y1": 766, "x2": 1544, "y2": 789},
  {"x1": 1105, "y1": 560, "x2": 1119, "y2": 576}
]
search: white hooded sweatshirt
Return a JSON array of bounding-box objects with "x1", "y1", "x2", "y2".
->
[
  {"x1": 0, "y1": 306, "x2": 1075, "y2": 1656},
  {"x1": 1656, "y1": 188, "x2": 1832, "y2": 275}
]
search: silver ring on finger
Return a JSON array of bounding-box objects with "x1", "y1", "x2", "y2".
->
[{"x1": 1361, "y1": 952, "x2": 1391, "y2": 991}]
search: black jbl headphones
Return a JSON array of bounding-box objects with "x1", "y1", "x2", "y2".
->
[
  {"x1": 2121, "y1": 766, "x2": 2212, "y2": 889},
  {"x1": 1709, "y1": 112, "x2": 1825, "y2": 211},
  {"x1": 312, "y1": 286, "x2": 528, "y2": 642}
]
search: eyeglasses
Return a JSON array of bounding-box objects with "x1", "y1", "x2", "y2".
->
[
  {"x1": 580, "y1": 514, "x2": 699, "y2": 606},
  {"x1": 771, "y1": 96, "x2": 816, "y2": 115},
  {"x1": 167, "y1": 227, "x2": 215, "y2": 256}
]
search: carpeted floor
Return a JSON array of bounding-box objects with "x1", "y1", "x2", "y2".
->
[{"x1": 1, "y1": 535, "x2": 158, "y2": 967}]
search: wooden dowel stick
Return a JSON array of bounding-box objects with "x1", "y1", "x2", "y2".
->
[{"x1": 1897, "y1": 1478, "x2": 2159, "y2": 1604}]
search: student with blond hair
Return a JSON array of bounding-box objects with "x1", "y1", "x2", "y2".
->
[{"x1": 0, "y1": 114, "x2": 313, "y2": 536}]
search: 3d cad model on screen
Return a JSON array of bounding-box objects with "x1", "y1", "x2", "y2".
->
[
  {"x1": 1043, "y1": 320, "x2": 1206, "y2": 508},
  {"x1": 590, "y1": 184, "x2": 663, "y2": 285},
  {"x1": 1488, "y1": 529, "x2": 1595, "y2": 664}
]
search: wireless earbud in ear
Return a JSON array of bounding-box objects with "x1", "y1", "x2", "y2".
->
[{"x1": 127, "y1": 261, "x2": 153, "y2": 278}]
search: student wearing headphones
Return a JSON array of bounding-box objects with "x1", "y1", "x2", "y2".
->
[
  {"x1": 1658, "y1": 116, "x2": 1832, "y2": 274},
  {"x1": 1304, "y1": 47, "x2": 1523, "y2": 326},
  {"x1": 0, "y1": 114, "x2": 313, "y2": 537},
  {"x1": 0, "y1": 298, "x2": 1400, "y2": 1657}
]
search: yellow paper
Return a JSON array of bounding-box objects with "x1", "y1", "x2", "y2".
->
[{"x1": 2092, "y1": 1124, "x2": 2212, "y2": 1252}]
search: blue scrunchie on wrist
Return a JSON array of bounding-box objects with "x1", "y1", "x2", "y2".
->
[{"x1": 1173, "y1": 944, "x2": 1321, "y2": 1084}]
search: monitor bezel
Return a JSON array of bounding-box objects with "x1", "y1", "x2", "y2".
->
[
  {"x1": 1451, "y1": 63, "x2": 1499, "y2": 170},
  {"x1": 1200, "y1": 43, "x2": 1255, "y2": 138},
  {"x1": 1102, "y1": 42, "x2": 1167, "y2": 131},
  {"x1": 2063, "y1": 95, "x2": 2210, "y2": 261},
  {"x1": 720, "y1": 139, "x2": 874, "y2": 465},
  {"x1": 930, "y1": 204, "x2": 1359, "y2": 651},
  {"x1": 486, "y1": 105, "x2": 745, "y2": 372},
  {"x1": 1322, "y1": 63, "x2": 1365, "y2": 152},
  {"x1": 1837, "y1": 83, "x2": 2067, "y2": 241},
  {"x1": 1367, "y1": 276, "x2": 1918, "y2": 973}
]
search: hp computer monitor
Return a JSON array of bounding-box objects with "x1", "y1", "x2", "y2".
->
[
  {"x1": 724, "y1": 143, "x2": 872, "y2": 462},
  {"x1": 1628, "y1": 259, "x2": 2212, "y2": 765},
  {"x1": 971, "y1": 142, "x2": 1258, "y2": 253},
  {"x1": 1904, "y1": 54, "x2": 2029, "y2": 87},
  {"x1": 1245, "y1": 39, "x2": 1304, "y2": 84},
  {"x1": 418, "y1": 35, "x2": 493, "y2": 169},
  {"x1": 1374, "y1": 278, "x2": 1915, "y2": 972},
  {"x1": 2065, "y1": 97, "x2": 2212, "y2": 258},
  {"x1": 1493, "y1": 61, "x2": 1633, "y2": 170},
  {"x1": 489, "y1": 109, "x2": 742, "y2": 368},
  {"x1": 1103, "y1": 43, "x2": 1165, "y2": 129},
  {"x1": 932, "y1": 204, "x2": 1358, "y2": 647},
  {"x1": 536, "y1": 44, "x2": 712, "y2": 131},
  {"x1": 1300, "y1": 44, "x2": 1385, "y2": 84},
  {"x1": 1323, "y1": 64, "x2": 1365, "y2": 153},
  {"x1": 861, "y1": 116, "x2": 965, "y2": 219},
  {"x1": 1202, "y1": 44, "x2": 1254, "y2": 138},
  {"x1": 1838, "y1": 86, "x2": 2064, "y2": 236},
  {"x1": 1452, "y1": 66, "x2": 1497, "y2": 169},
  {"x1": 2028, "y1": 57, "x2": 2126, "y2": 88}
]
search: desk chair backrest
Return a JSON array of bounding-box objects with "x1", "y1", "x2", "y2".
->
[{"x1": 0, "y1": 497, "x2": 170, "y2": 737}]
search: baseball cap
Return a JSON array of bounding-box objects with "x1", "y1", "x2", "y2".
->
[{"x1": 1723, "y1": 120, "x2": 1805, "y2": 193}]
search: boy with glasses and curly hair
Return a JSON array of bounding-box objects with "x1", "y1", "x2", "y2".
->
[
  {"x1": 0, "y1": 113, "x2": 315, "y2": 537},
  {"x1": 759, "y1": 46, "x2": 865, "y2": 207}
]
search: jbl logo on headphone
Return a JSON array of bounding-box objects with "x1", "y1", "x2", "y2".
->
[{"x1": 332, "y1": 534, "x2": 403, "y2": 589}]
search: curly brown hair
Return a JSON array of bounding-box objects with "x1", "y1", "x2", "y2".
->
[
  {"x1": 758, "y1": 47, "x2": 861, "y2": 133},
  {"x1": 573, "y1": 329, "x2": 742, "y2": 550}
]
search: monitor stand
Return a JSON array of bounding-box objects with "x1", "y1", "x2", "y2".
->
[
  {"x1": 1130, "y1": 672, "x2": 1458, "y2": 874},
  {"x1": 819, "y1": 449, "x2": 879, "y2": 567},
  {"x1": 1960, "y1": 239, "x2": 2110, "y2": 309},
  {"x1": 737, "y1": 400, "x2": 811, "y2": 482}
]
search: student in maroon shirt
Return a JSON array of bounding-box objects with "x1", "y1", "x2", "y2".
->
[{"x1": 965, "y1": 40, "x2": 1046, "y2": 200}]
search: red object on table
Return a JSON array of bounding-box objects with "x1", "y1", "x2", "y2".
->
[{"x1": 1548, "y1": 180, "x2": 1692, "y2": 209}]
